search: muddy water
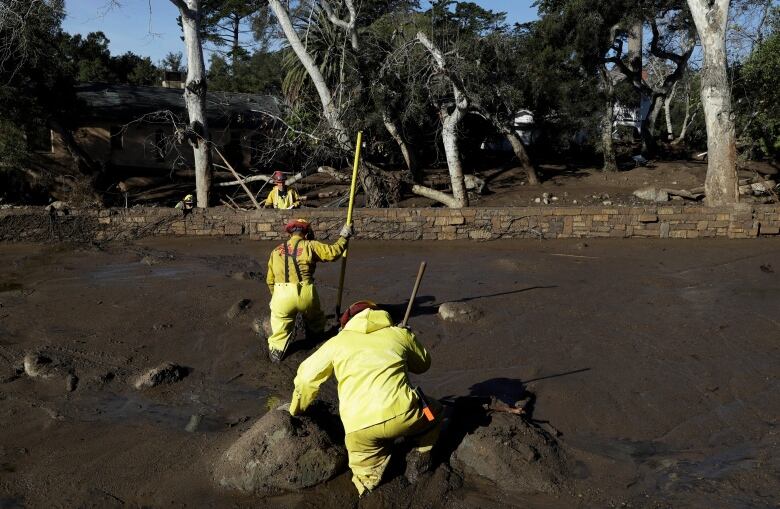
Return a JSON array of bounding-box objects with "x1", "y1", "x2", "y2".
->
[{"x1": 0, "y1": 238, "x2": 778, "y2": 507}]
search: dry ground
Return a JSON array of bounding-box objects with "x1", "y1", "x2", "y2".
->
[{"x1": 0, "y1": 237, "x2": 779, "y2": 507}]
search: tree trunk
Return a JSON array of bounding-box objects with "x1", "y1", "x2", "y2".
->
[
  {"x1": 673, "y1": 99, "x2": 696, "y2": 145},
  {"x1": 382, "y1": 112, "x2": 417, "y2": 179},
  {"x1": 176, "y1": 0, "x2": 212, "y2": 208},
  {"x1": 416, "y1": 32, "x2": 469, "y2": 207},
  {"x1": 664, "y1": 93, "x2": 674, "y2": 140},
  {"x1": 687, "y1": 0, "x2": 738, "y2": 206},
  {"x1": 641, "y1": 95, "x2": 664, "y2": 155},
  {"x1": 268, "y1": 0, "x2": 350, "y2": 150},
  {"x1": 441, "y1": 102, "x2": 469, "y2": 207},
  {"x1": 502, "y1": 127, "x2": 539, "y2": 185}
]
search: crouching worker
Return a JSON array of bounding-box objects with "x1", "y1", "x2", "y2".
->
[
  {"x1": 265, "y1": 218, "x2": 352, "y2": 362},
  {"x1": 289, "y1": 301, "x2": 443, "y2": 496}
]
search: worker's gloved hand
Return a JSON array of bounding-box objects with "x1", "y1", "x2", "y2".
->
[{"x1": 339, "y1": 223, "x2": 353, "y2": 239}]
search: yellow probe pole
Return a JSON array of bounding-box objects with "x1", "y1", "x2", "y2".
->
[{"x1": 335, "y1": 131, "x2": 363, "y2": 319}]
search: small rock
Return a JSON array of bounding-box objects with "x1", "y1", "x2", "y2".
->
[
  {"x1": 551, "y1": 196, "x2": 559, "y2": 202},
  {"x1": 231, "y1": 271, "x2": 260, "y2": 281},
  {"x1": 23, "y1": 353, "x2": 57, "y2": 379},
  {"x1": 542, "y1": 192, "x2": 549, "y2": 199},
  {"x1": 438, "y1": 302, "x2": 483, "y2": 322},
  {"x1": 671, "y1": 181, "x2": 677, "y2": 185},
  {"x1": 633, "y1": 186, "x2": 669, "y2": 202},
  {"x1": 65, "y1": 373, "x2": 79, "y2": 392},
  {"x1": 534, "y1": 197, "x2": 541, "y2": 204},
  {"x1": 751, "y1": 180, "x2": 776, "y2": 195},
  {"x1": 543, "y1": 198, "x2": 549, "y2": 205},
  {"x1": 133, "y1": 362, "x2": 189, "y2": 390},
  {"x1": 572, "y1": 199, "x2": 578, "y2": 204},
  {"x1": 602, "y1": 200, "x2": 612, "y2": 206},
  {"x1": 185, "y1": 414, "x2": 202, "y2": 432},
  {"x1": 760, "y1": 264, "x2": 774, "y2": 274},
  {"x1": 227, "y1": 299, "x2": 252, "y2": 320}
]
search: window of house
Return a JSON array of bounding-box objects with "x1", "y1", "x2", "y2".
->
[
  {"x1": 110, "y1": 125, "x2": 123, "y2": 150},
  {"x1": 26, "y1": 125, "x2": 52, "y2": 153}
]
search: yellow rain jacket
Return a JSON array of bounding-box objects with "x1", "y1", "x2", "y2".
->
[
  {"x1": 289, "y1": 308, "x2": 431, "y2": 434},
  {"x1": 264, "y1": 187, "x2": 301, "y2": 209},
  {"x1": 265, "y1": 235, "x2": 347, "y2": 293}
]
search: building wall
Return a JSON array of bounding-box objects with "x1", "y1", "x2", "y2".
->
[
  {"x1": 42, "y1": 123, "x2": 260, "y2": 173},
  {"x1": 2, "y1": 205, "x2": 779, "y2": 243}
]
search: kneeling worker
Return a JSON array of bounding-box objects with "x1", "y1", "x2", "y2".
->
[
  {"x1": 289, "y1": 301, "x2": 442, "y2": 496},
  {"x1": 265, "y1": 218, "x2": 352, "y2": 361},
  {"x1": 264, "y1": 170, "x2": 304, "y2": 209}
]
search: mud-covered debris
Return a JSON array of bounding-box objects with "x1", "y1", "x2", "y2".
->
[
  {"x1": 438, "y1": 302, "x2": 483, "y2": 322},
  {"x1": 451, "y1": 412, "x2": 569, "y2": 495},
  {"x1": 760, "y1": 264, "x2": 774, "y2": 274},
  {"x1": 185, "y1": 414, "x2": 202, "y2": 433},
  {"x1": 633, "y1": 186, "x2": 670, "y2": 202},
  {"x1": 65, "y1": 373, "x2": 79, "y2": 392},
  {"x1": 140, "y1": 251, "x2": 175, "y2": 266},
  {"x1": 230, "y1": 271, "x2": 260, "y2": 281},
  {"x1": 252, "y1": 315, "x2": 272, "y2": 337},
  {"x1": 215, "y1": 407, "x2": 347, "y2": 494},
  {"x1": 226, "y1": 299, "x2": 252, "y2": 320},
  {"x1": 23, "y1": 353, "x2": 59, "y2": 379},
  {"x1": 132, "y1": 362, "x2": 189, "y2": 389}
]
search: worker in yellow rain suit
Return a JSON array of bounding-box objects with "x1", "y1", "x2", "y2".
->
[
  {"x1": 263, "y1": 170, "x2": 304, "y2": 209},
  {"x1": 289, "y1": 301, "x2": 443, "y2": 496},
  {"x1": 265, "y1": 218, "x2": 352, "y2": 362},
  {"x1": 174, "y1": 193, "x2": 194, "y2": 210}
]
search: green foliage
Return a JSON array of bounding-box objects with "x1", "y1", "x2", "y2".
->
[
  {"x1": 734, "y1": 19, "x2": 780, "y2": 159},
  {"x1": 208, "y1": 51, "x2": 282, "y2": 94}
]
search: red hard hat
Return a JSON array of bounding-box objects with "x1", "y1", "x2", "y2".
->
[
  {"x1": 340, "y1": 300, "x2": 378, "y2": 329},
  {"x1": 285, "y1": 218, "x2": 311, "y2": 234},
  {"x1": 272, "y1": 170, "x2": 285, "y2": 182}
]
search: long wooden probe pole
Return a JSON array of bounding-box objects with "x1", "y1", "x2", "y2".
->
[
  {"x1": 402, "y1": 261, "x2": 427, "y2": 328},
  {"x1": 335, "y1": 131, "x2": 363, "y2": 319}
]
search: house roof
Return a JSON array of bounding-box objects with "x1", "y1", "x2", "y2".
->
[{"x1": 74, "y1": 83, "x2": 282, "y2": 128}]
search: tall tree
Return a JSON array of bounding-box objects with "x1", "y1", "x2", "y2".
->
[
  {"x1": 687, "y1": 0, "x2": 738, "y2": 205},
  {"x1": 170, "y1": 0, "x2": 212, "y2": 208}
]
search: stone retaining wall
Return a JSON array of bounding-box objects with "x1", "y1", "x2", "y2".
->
[{"x1": 1, "y1": 204, "x2": 778, "y2": 243}]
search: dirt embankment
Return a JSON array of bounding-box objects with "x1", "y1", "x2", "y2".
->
[{"x1": 0, "y1": 237, "x2": 778, "y2": 507}]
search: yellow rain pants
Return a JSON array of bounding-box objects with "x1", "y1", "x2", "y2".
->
[
  {"x1": 289, "y1": 308, "x2": 439, "y2": 494},
  {"x1": 266, "y1": 234, "x2": 346, "y2": 354},
  {"x1": 267, "y1": 282, "x2": 325, "y2": 352},
  {"x1": 345, "y1": 400, "x2": 443, "y2": 495}
]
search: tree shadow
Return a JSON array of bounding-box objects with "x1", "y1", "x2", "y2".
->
[{"x1": 452, "y1": 285, "x2": 557, "y2": 303}]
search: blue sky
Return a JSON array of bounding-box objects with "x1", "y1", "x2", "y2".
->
[{"x1": 62, "y1": 1, "x2": 540, "y2": 64}]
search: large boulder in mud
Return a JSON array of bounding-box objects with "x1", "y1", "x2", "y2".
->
[
  {"x1": 215, "y1": 408, "x2": 347, "y2": 494},
  {"x1": 451, "y1": 413, "x2": 569, "y2": 495},
  {"x1": 438, "y1": 302, "x2": 483, "y2": 322}
]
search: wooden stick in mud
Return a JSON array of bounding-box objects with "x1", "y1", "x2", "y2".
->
[
  {"x1": 402, "y1": 261, "x2": 427, "y2": 328},
  {"x1": 212, "y1": 146, "x2": 262, "y2": 210}
]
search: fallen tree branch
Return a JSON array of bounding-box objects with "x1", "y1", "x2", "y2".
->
[{"x1": 212, "y1": 146, "x2": 262, "y2": 210}]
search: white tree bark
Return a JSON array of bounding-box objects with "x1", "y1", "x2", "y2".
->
[
  {"x1": 172, "y1": 0, "x2": 212, "y2": 208},
  {"x1": 382, "y1": 112, "x2": 417, "y2": 176},
  {"x1": 416, "y1": 32, "x2": 469, "y2": 207},
  {"x1": 268, "y1": 0, "x2": 350, "y2": 149},
  {"x1": 687, "y1": 0, "x2": 738, "y2": 205},
  {"x1": 664, "y1": 84, "x2": 676, "y2": 140}
]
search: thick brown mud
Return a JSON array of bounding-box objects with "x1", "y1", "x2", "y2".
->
[{"x1": 0, "y1": 237, "x2": 778, "y2": 508}]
